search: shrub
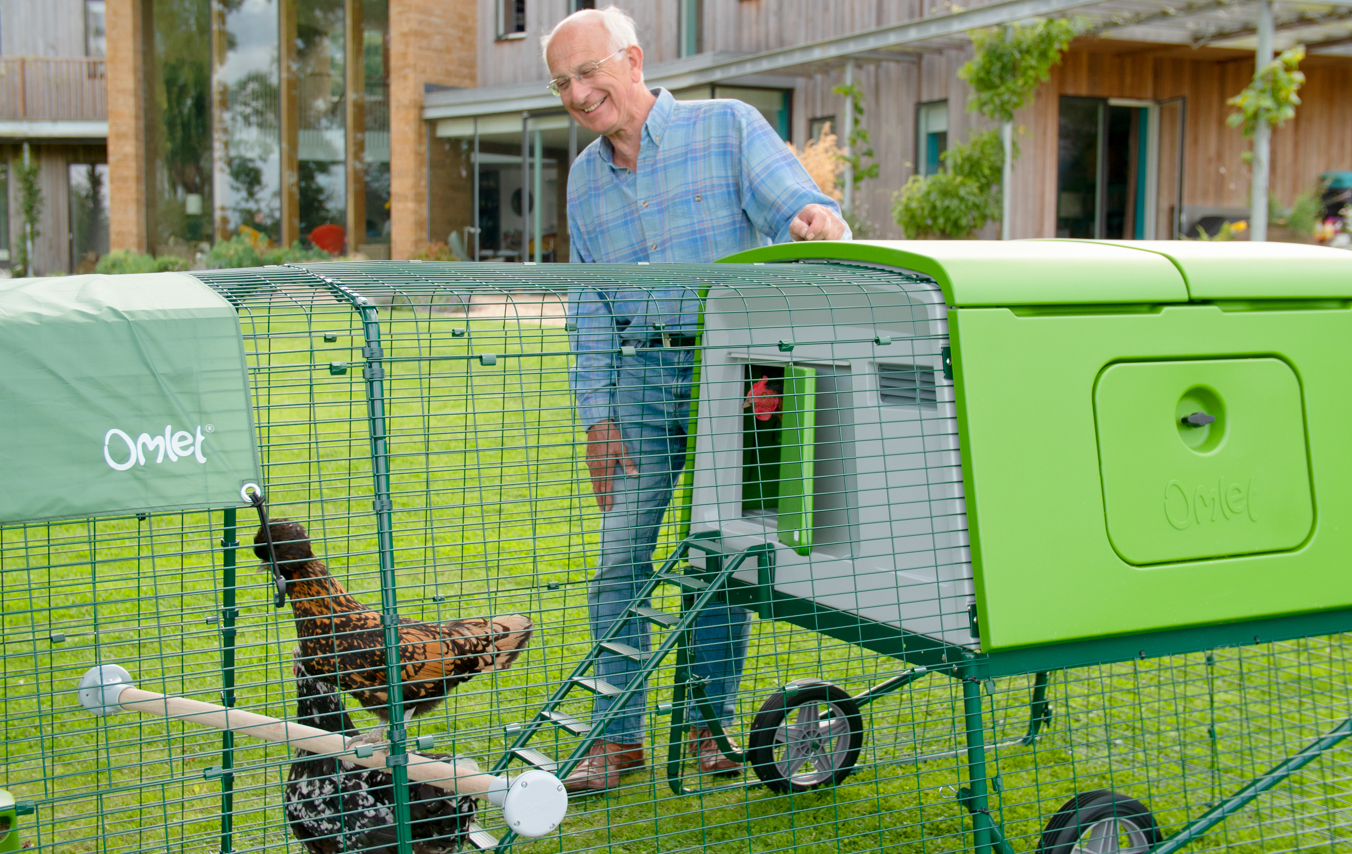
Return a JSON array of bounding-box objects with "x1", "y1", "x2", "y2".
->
[
  {"x1": 893, "y1": 130, "x2": 1008, "y2": 239},
  {"x1": 261, "y1": 241, "x2": 330, "y2": 265},
  {"x1": 205, "y1": 236, "x2": 327, "y2": 268},
  {"x1": 95, "y1": 249, "x2": 191, "y2": 275},
  {"x1": 413, "y1": 242, "x2": 458, "y2": 262},
  {"x1": 787, "y1": 122, "x2": 844, "y2": 203},
  {"x1": 203, "y1": 236, "x2": 262, "y2": 269}
]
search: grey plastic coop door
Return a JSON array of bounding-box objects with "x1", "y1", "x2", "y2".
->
[{"x1": 688, "y1": 274, "x2": 976, "y2": 647}]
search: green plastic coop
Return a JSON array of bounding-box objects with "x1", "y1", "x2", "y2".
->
[{"x1": 703, "y1": 239, "x2": 1352, "y2": 656}]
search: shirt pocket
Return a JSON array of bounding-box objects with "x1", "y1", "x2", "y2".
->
[{"x1": 667, "y1": 175, "x2": 741, "y2": 239}]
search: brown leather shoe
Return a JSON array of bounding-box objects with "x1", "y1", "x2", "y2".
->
[
  {"x1": 562, "y1": 740, "x2": 644, "y2": 793},
  {"x1": 692, "y1": 727, "x2": 743, "y2": 777}
]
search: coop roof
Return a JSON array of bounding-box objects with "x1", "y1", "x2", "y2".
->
[{"x1": 724, "y1": 239, "x2": 1352, "y2": 304}]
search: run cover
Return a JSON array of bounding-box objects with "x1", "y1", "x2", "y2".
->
[{"x1": 0, "y1": 273, "x2": 261, "y2": 523}]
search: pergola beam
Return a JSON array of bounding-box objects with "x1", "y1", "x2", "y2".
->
[
  {"x1": 1192, "y1": 6, "x2": 1352, "y2": 45},
  {"x1": 1086, "y1": 0, "x2": 1243, "y2": 36}
]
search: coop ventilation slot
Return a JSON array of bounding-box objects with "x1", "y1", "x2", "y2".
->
[{"x1": 878, "y1": 365, "x2": 938, "y2": 408}]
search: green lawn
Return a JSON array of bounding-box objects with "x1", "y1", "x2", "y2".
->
[{"x1": 3, "y1": 302, "x2": 1351, "y2": 854}]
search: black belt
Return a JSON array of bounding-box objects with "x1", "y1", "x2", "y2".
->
[{"x1": 626, "y1": 333, "x2": 699, "y2": 349}]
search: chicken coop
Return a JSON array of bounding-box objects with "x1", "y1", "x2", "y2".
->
[{"x1": 4, "y1": 241, "x2": 1352, "y2": 854}]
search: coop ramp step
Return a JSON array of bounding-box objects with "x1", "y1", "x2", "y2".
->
[
  {"x1": 510, "y1": 747, "x2": 557, "y2": 771},
  {"x1": 600, "y1": 640, "x2": 649, "y2": 662},
  {"x1": 466, "y1": 822, "x2": 498, "y2": 850},
  {"x1": 632, "y1": 606, "x2": 678, "y2": 627},
  {"x1": 573, "y1": 676, "x2": 622, "y2": 696},
  {"x1": 542, "y1": 710, "x2": 591, "y2": 735}
]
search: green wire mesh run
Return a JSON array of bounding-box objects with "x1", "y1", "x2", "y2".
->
[{"x1": 1, "y1": 260, "x2": 1350, "y2": 854}]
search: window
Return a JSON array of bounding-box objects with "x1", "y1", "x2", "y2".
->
[
  {"x1": 69, "y1": 163, "x2": 109, "y2": 273},
  {"x1": 716, "y1": 86, "x2": 789, "y2": 141},
  {"x1": 679, "y1": 0, "x2": 703, "y2": 57},
  {"x1": 916, "y1": 100, "x2": 947, "y2": 177},
  {"x1": 809, "y1": 115, "x2": 835, "y2": 143},
  {"x1": 84, "y1": 0, "x2": 106, "y2": 57},
  {"x1": 570, "y1": 0, "x2": 595, "y2": 10},
  {"x1": 498, "y1": 0, "x2": 526, "y2": 39}
]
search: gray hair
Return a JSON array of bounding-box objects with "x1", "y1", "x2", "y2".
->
[{"x1": 540, "y1": 6, "x2": 640, "y2": 68}]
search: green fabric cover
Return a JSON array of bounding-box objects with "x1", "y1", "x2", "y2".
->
[{"x1": 0, "y1": 273, "x2": 261, "y2": 523}]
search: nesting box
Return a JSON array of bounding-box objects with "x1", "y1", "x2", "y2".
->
[{"x1": 692, "y1": 240, "x2": 1352, "y2": 653}]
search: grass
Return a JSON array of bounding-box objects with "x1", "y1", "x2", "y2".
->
[{"x1": 4, "y1": 297, "x2": 1352, "y2": 854}]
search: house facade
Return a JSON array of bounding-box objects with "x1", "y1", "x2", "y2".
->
[
  {"x1": 2, "y1": 0, "x2": 110, "y2": 275},
  {"x1": 13, "y1": 0, "x2": 1351, "y2": 269},
  {"x1": 426, "y1": 0, "x2": 1352, "y2": 259}
]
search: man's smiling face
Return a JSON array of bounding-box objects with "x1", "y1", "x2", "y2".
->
[{"x1": 546, "y1": 19, "x2": 644, "y2": 139}]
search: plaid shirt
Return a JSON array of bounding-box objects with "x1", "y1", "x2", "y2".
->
[{"x1": 567, "y1": 88, "x2": 848, "y2": 428}]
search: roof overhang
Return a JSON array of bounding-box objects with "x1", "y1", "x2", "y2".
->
[{"x1": 423, "y1": 0, "x2": 1352, "y2": 123}]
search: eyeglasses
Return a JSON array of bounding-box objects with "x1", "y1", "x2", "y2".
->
[{"x1": 547, "y1": 50, "x2": 625, "y2": 97}]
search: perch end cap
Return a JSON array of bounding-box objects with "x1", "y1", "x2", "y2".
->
[
  {"x1": 498, "y1": 769, "x2": 567, "y2": 838},
  {"x1": 77, "y1": 665, "x2": 134, "y2": 716}
]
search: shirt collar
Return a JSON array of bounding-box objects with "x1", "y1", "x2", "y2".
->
[
  {"x1": 597, "y1": 88, "x2": 673, "y2": 169},
  {"x1": 644, "y1": 88, "x2": 674, "y2": 147}
]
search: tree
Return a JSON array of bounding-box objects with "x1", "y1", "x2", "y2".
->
[
  {"x1": 958, "y1": 19, "x2": 1079, "y2": 238},
  {"x1": 1227, "y1": 44, "x2": 1304, "y2": 241},
  {"x1": 830, "y1": 82, "x2": 879, "y2": 193},
  {"x1": 960, "y1": 20, "x2": 1080, "y2": 124},
  {"x1": 12, "y1": 144, "x2": 42, "y2": 277},
  {"x1": 1227, "y1": 45, "x2": 1305, "y2": 149}
]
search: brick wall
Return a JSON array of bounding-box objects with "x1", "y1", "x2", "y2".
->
[
  {"x1": 389, "y1": 0, "x2": 476, "y2": 260},
  {"x1": 105, "y1": 0, "x2": 147, "y2": 252}
]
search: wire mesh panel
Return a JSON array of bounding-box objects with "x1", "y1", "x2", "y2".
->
[{"x1": 3, "y1": 259, "x2": 1352, "y2": 854}]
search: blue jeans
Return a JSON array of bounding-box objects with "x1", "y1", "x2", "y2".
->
[{"x1": 588, "y1": 345, "x2": 751, "y2": 744}]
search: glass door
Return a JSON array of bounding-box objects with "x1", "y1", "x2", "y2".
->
[
  {"x1": 1056, "y1": 97, "x2": 1104, "y2": 238},
  {"x1": 1057, "y1": 97, "x2": 1182, "y2": 239}
]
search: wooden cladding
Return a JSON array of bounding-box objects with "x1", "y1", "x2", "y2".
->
[{"x1": 0, "y1": 57, "x2": 108, "y2": 121}]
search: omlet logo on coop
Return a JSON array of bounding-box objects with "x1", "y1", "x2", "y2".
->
[{"x1": 103, "y1": 424, "x2": 210, "y2": 471}]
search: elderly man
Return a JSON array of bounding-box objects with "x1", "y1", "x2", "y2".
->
[{"x1": 544, "y1": 5, "x2": 849, "y2": 794}]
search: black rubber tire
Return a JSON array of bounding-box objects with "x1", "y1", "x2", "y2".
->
[
  {"x1": 746, "y1": 680, "x2": 864, "y2": 794},
  {"x1": 1037, "y1": 789, "x2": 1162, "y2": 854}
]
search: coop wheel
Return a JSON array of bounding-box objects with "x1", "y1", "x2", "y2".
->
[
  {"x1": 1037, "y1": 789, "x2": 1161, "y2": 854},
  {"x1": 747, "y1": 680, "x2": 863, "y2": 794}
]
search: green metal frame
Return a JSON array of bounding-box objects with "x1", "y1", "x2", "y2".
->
[
  {"x1": 217, "y1": 507, "x2": 240, "y2": 854},
  {"x1": 644, "y1": 532, "x2": 1352, "y2": 854},
  {"x1": 176, "y1": 261, "x2": 1352, "y2": 854},
  {"x1": 322, "y1": 281, "x2": 417, "y2": 854}
]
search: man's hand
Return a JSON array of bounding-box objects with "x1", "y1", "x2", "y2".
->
[
  {"x1": 586, "y1": 419, "x2": 637, "y2": 513},
  {"x1": 789, "y1": 203, "x2": 847, "y2": 241}
]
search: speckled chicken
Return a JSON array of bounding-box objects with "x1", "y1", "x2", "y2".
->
[
  {"x1": 286, "y1": 649, "x2": 479, "y2": 854},
  {"x1": 255, "y1": 519, "x2": 533, "y2": 742}
]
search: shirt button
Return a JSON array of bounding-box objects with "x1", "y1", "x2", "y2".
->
[
  {"x1": 642, "y1": 201, "x2": 648, "y2": 208},
  {"x1": 651, "y1": 243, "x2": 657, "y2": 250},
  {"x1": 695, "y1": 195, "x2": 702, "y2": 202}
]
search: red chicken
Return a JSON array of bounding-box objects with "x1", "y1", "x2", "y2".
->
[{"x1": 255, "y1": 519, "x2": 533, "y2": 743}]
